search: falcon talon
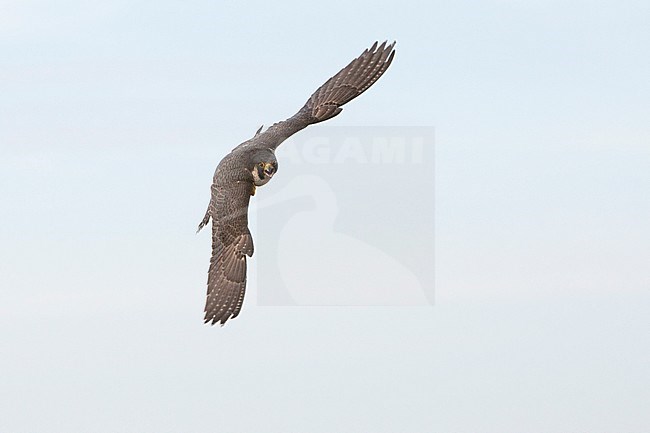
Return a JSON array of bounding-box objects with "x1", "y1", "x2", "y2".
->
[{"x1": 198, "y1": 41, "x2": 396, "y2": 326}]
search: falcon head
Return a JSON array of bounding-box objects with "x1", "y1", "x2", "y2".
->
[{"x1": 250, "y1": 149, "x2": 278, "y2": 186}]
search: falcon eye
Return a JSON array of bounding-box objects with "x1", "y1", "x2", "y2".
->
[{"x1": 258, "y1": 162, "x2": 264, "y2": 167}]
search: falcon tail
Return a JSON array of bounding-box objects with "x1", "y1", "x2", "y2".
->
[{"x1": 302, "y1": 41, "x2": 396, "y2": 124}]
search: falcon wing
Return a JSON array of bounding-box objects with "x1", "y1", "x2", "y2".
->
[
  {"x1": 248, "y1": 41, "x2": 396, "y2": 150},
  {"x1": 302, "y1": 40, "x2": 396, "y2": 124},
  {"x1": 204, "y1": 181, "x2": 254, "y2": 326}
]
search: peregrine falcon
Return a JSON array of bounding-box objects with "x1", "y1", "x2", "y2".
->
[{"x1": 197, "y1": 41, "x2": 396, "y2": 325}]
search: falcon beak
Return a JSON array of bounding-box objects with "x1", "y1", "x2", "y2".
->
[{"x1": 263, "y1": 162, "x2": 275, "y2": 176}]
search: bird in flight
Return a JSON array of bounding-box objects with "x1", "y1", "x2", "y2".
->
[{"x1": 197, "y1": 41, "x2": 396, "y2": 325}]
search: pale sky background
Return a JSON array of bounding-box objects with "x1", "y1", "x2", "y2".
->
[{"x1": 1, "y1": 0, "x2": 649, "y2": 432}]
